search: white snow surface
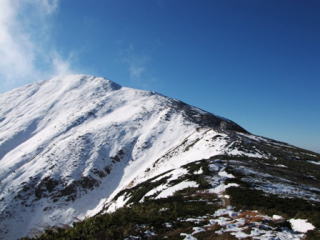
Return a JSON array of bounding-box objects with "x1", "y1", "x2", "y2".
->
[
  {"x1": 0, "y1": 75, "x2": 208, "y2": 239},
  {"x1": 272, "y1": 215, "x2": 283, "y2": 220},
  {"x1": 289, "y1": 219, "x2": 315, "y2": 233},
  {"x1": 155, "y1": 181, "x2": 199, "y2": 199},
  {"x1": 209, "y1": 183, "x2": 239, "y2": 195},
  {"x1": 194, "y1": 168, "x2": 203, "y2": 175},
  {"x1": 218, "y1": 170, "x2": 235, "y2": 178},
  {"x1": 308, "y1": 160, "x2": 320, "y2": 165},
  {"x1": 105, "y1": 194, "x2": 130, "y2": 213}
]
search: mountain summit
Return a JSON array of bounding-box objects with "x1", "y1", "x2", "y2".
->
[{"x1": 0, "y1": 75, "x2": 319, "y2": 240}]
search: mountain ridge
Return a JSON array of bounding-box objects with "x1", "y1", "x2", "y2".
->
[{"x1": 0, "y1": 74, "x2": 319, "y2": 240}]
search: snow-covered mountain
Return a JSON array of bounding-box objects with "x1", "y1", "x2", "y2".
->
[{"x1": 0, "y1": 75, "x2": 319, "y2": 240}]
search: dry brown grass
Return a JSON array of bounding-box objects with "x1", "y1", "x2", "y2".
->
[{"x1": 237, "y1": 210, "x2": 265, "y2": 223}]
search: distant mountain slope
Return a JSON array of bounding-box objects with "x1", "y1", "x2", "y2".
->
[{"x1": 0, "y1": 75, "x2": 319, "y2": 240}]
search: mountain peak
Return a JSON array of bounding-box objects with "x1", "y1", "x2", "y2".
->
[
  {"x1": 45, "y1": 74, "x2": 122, "y2": 92},
  {"x1": 0, "y1": 75, "x2": 319, "y2": 240}
]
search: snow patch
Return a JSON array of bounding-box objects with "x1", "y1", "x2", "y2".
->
[
  {"x1": 218, "y1": 171, "x2": 235, "y2": 178},
  {"x1": 155, "y1": 181, "x2": 198, "y2": 199},
  {"x1": 289, "y1": 219, "x2": 315, "y2": 233},
  {"x1": 308, "y1": 160, "x2": 320, "y2": 165},
  {"x1": 180, "y1": 226, "x2": 205, "y2": 240},
  {"x1": 272, "y1": 215, "x2": 283, "y2": 220},
  {"x1": 106, "y1": 195, "x2": 130, "y2": 213},
  {"x1": 209, "y1": 183, "x2": 239, "y2": 195},
  {"x1": 194, "y1": 168, "x2": 203, "y2": 175}
]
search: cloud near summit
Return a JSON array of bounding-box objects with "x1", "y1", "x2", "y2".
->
[{"x1": 0, "y1": 0, "x2": 71, "y2": 92}]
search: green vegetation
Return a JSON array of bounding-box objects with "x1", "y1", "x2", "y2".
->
[
  {"x1": 227, "y1": 186, "x2": 320, "y2": 240},
  {"x1": 21, "y1": 156, "x2": 320, "y2": 240},
  {"x1": 22, "y1": 191, "x2": 219, "y2": 240},
  {"x1": 228, "y1": 186, "x2": 320, "y2": 227}
]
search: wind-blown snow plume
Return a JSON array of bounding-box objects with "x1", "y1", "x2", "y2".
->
[
  {"x1": 120, "y1": 44, "x2": 156, "y2": 87},
  {"x1": 0, "y1": 0, "x2": 71, "y2": 92}
]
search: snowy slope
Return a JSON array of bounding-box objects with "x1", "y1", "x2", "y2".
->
[{"x1": 0, "y1": 75, "x2": 319, "y2": 240}]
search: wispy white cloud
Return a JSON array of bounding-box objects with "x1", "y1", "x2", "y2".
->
[
  {"x1": 51, "y1": 50, "x2": 73, "y2": 76},
  {"x1": 120, "y1": 44, "x2": 155, "y2": 87},
  {"x1": 0, "y1": 0, "x2": 72, "y2": 92},
  {"x1": 36, "y1": 0, "x2": 59, "y2": 14}
]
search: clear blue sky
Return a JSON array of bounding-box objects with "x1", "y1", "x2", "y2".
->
[{"x1": 1, "y1": 0, "x2": 319, "y2": 152}]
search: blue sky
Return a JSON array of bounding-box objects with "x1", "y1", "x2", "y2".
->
[{"x1": 0, "y1": 0, "x2": 319, "y2": 153}]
